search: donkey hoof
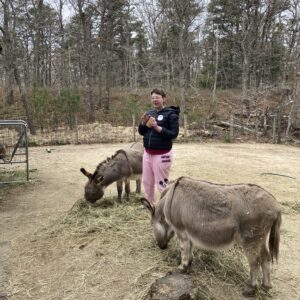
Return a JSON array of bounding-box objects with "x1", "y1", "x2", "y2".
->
[
  {"x1": 242, "y1": 285, "x2": 257, "y2": 298},
  {"x1": 116, "y1": 198, "x2": 122, "y2": 204},
  {"x1": 177, "y1": 265, "x2": 188, "y2": 274},
  {"x1": 261, "y1": 284, "x2": 272, "y2": 293},
  {"x1": 169, "y1": 268, "x2": 184, "y2": 275}
]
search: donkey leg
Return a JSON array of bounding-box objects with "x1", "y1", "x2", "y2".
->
[
  {"x1": 116, "y1": 180, "x2": 123, "y2": 203},
  {"x1": 124, "y1": 178, "x2": 130, "y2": 201},
  {"x1": 176, "y1": 232, "x2": 193, "y2": 273},
  {"x1": 243, "y1": 246, "x2": 261, "y2": 297},
  {"x1": 261, "y1": 243, "x2": 272, "y2": 290},
  {"x1": 136, "y1": 179, "x2": 141, "y2": 194}
]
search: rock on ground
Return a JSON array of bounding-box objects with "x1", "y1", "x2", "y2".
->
[{"x1": 145, "y1": 273, "x2": 197, "y2": 300}]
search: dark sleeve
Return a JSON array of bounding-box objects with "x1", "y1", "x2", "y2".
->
[
  {"x1": 160, "y1": 112, "x2": 179, "y2": 139},
  {"x1": 138, "y1": 123, "x2": 148, "y2": 136}
]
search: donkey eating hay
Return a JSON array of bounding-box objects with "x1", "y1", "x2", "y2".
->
[
  {"x1": 81, "y1": 142, "x2": 143, "y2": 203},
  {"x1": 142, "y1": 176, "x2": 281, "y2": 297}
]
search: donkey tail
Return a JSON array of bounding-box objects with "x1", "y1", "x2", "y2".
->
[{"x1": 269, "y1": 211, "x2": 281, "y2": 263}]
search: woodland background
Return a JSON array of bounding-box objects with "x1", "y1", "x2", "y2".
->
[{"x1": 0, "y1": 0, "x2": 300, "y2": 143}]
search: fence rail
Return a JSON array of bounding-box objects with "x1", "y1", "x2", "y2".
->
[{"x1": 0, "y1": 119, "x2": 29, "y2": 183}]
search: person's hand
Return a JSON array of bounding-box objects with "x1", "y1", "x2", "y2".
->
[
  {"x1": 140, "y1": 113, "x2": 150, "y2": 125},
  {"x1": 147, "y1": 117, "x2": 156, "y2": 127},
  {"x1": 150, "y1": 119, "x2": 162, "y2": 133}
]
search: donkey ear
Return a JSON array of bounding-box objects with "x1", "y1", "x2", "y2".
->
[
  {"x1": 94, "y1": 175, "x2": 104, "y2": 185},
  {"x1": 140, "y1": 197, "x2": 155, "y2": 216},
  {"x1": 80, "y1": 168, "x2": 91, "y2": 178}
]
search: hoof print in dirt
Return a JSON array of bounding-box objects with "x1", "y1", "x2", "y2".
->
[{"x1": 145, "y1": 273, "x2": 197, "y2": 300}]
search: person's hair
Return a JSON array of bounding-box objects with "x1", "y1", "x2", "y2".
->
[{"x1": 151, "y1": 88, "x2": 166, "y2": 98}]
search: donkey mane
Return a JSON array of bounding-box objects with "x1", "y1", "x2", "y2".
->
[{"x1": 93, "y1": 149, "x2": 131, "y2": 178}]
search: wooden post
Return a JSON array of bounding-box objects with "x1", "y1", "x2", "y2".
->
[
  {"x1": 182, "y1": 114, "x2": 188, "y2": 142},
  {"x1": 75, "y1": 116, "x2": 79, "y2": 144},
  {"x1": 263, "y1": 114, "x2": 267, "y2": 136},
  {"x1": 132, "y1": 114, "x2": 136, "y2": 142},
  {"x1": 230, "y1": 114, "x2": 234, "y2": 141},
  {"x1": 255, "y1": 111, "x2": 259, "y2": 141},
  {"x1": 272, "y1": 116, "x2": 276, "y2": 144}
]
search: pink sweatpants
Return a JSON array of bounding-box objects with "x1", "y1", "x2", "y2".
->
[{"x1": 142, "y1": 150, "x2": 173, "y2": 205}]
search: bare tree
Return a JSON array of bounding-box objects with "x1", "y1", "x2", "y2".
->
[
  {"x1": 284, "y1": 0, "x2": 300, "y2": 139},
  {"x1": 0, "y1": 0, "x2": 36, "y2": 133},
  {"x1": 1, "y1": 0, "x2": 15, "y2": 105},
  {"x1": 70, "y1": 0, "x2": 95, "y2": 122},
  {"x1": 159, "y1": 0, "x2": 204, "y2": 135}
]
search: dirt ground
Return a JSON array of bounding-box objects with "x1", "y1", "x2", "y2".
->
[{"x1": 0, "y1": 142, "x2": 300, "y2": 300}]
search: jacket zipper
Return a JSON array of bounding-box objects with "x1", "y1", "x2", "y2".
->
[
  {"x1": 148, "y1": 111, "x2": 158, "y2": 148},
  {"x1": 148, "y1": 130, "x2": 152, "y2": 148}
]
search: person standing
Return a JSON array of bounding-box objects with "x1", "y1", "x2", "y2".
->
[{"x1": 138, "y1": 88, "x2": 180, "y2": 206}]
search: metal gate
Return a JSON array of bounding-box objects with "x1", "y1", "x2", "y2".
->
[{"x1": 0, "y1": 120, "x2": 29, "y2": 183}]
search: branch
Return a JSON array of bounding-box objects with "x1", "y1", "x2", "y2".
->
[
  {"x1": 213, "y1": 121, "x2": 259, "y2": 134},
  {"x1": 260, "y1": 173, "x2": 296, "y2": 179}
]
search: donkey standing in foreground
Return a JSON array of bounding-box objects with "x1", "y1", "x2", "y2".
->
[
  {"x1": 81, "y1": 142, "x2": 143, "y2": 203},
  {"x1": 142, "y1": 176, "x2": 281, "y2": 297}
]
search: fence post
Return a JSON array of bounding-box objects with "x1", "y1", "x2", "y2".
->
[
  {"x1": 255, "y1": 111, "x2": 259, "y2": 141},
  {"x1": 75, "y1": 116, "x2": 79, "y2": 144},
  {"x1": 132, "y1": 114, "x2": 136, "y2": 142},
  {"x1": 230, "y1": 114, "x2": 234, "y2": 141},
  {"x1": 272, "y1": 116, "x2": 277, "y2": 144}
]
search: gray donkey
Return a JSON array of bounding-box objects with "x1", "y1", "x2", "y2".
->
[
  {"x1": 142, "y1": 176, "x2": 281, "y2": 297},
  {"x1": 81, "y1": 142, "x2": 143, "y2": 203}
]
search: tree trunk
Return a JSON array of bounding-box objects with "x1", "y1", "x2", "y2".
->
[
  {"x1": 240, "y1": 14, "x2": 250, "y2": 135},
  {"x1": 58, "y1": 0, "x2": 66, "y2": 90},
  {"x1": 211, "y1": 34, "x2": 219, "y2": 116},
  {"x1": 78, "y1": 1, "x2": 95, "y2": 122},
  {"x1": 2, "y1": 0, "x2": 15, "y2": 105},
  {"x1": 276, "y1": 93, "x2": 285, "y2": 144},
  {"x1": 33, "y1": 0, "x2": 44, "y2": 86},
  {"x1": 102, "y1": 2, "x2": 114, "y2": 114},
  {"x1": 178, "y1": 29, "x2": 187, "y2": 137},
  {"x1": 14, "y1": 64, "x2": 36, "y2": 134},
  {"x1": 286, "y1": 71, "x2": 300, "y2": 138}
]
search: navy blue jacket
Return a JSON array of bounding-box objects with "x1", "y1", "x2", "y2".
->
[{"x1": 138, "y1": 106, "x2": 180, "y2": 150}]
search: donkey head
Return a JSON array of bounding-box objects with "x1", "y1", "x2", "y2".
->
[
  {"x1": 80, "y1": 168, "x2": 105, "y2": 203},
  {"x1": 141, "y1": 195, "x2": 174, "y2": 249}
]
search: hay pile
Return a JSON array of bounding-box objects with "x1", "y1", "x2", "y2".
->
[
  {"x1": 38, "y1": 196, "x2": 273, "y2": 300},
  {"x1": 7, "y1": 195, "x2": 274, "y2": 300}
]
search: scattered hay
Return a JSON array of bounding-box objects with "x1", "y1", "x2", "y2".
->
[
  {"x1": 281, "y1": 201, "x2": 300, "y2": 214},
  {"x1": 14, "y1": 196, "x2": 275, "y2": 299}
]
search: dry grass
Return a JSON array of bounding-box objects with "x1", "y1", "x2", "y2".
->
[
  {"x1": 0, "y1": 169, "x2": 26, "y2": 182},
  {"x1": 280, "y1": 201, "x2": 300, "y2": 214},
  {"x1": 3, "y1": 143, "x2": 300, "y2": 300}
]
